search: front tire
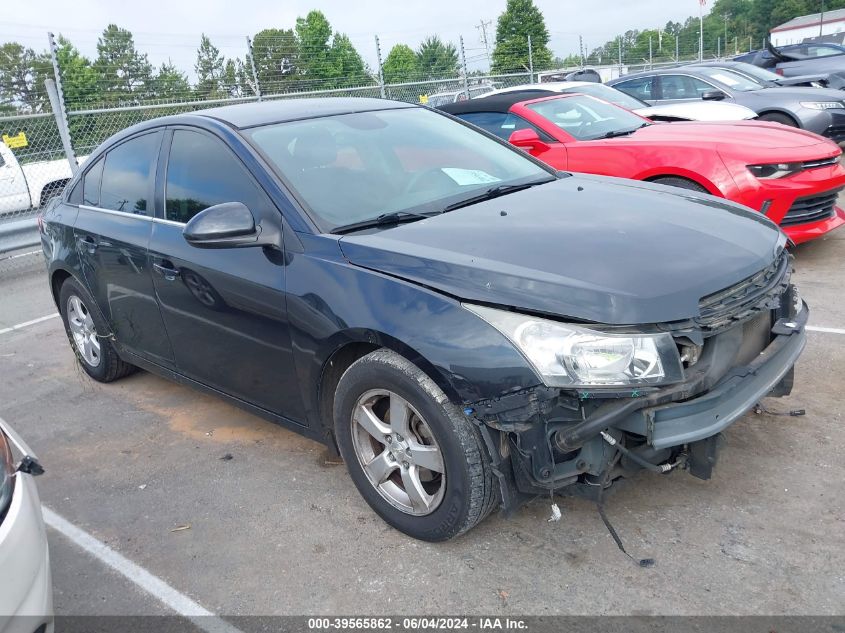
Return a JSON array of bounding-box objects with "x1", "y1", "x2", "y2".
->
[
  {"x1": 333, "y1": 349, "x2": 498, "y2": 541},
  {"x1": 758, "y1": 112, "x2": 798, "y2": 127},
  {"x1": 59, "y1": 277, "x2": 135, "y2": 383}
]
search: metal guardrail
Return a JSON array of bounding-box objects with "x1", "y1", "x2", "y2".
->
[{"x1": 0, "y1": 218, "x2": 39, "y2": 256}]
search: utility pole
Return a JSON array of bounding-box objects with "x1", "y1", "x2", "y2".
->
[
  {"x1": 579, "y1": 35, "x2": 585, "y2": 68},
  {"x1": 245, "y1": 36, "x2": 262, "y2": 101},
  {"x1": 476, "y1": 19, "x2": 492, "y2": 69},
  {"x1": 723, "y1": 13, "x2": 730, "y2": 56},
  {"x1": 699, "y1": 0, "x2": 705, "y2": 61},
  {"x1": 820, "y1": 0, "x2": 826, "y2": 37}
]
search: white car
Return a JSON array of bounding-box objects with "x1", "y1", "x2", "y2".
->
[
  {"x1": 475, "y1": 81, "x2": 758, "y2": 122},
  {"x1": 0, "y1": 142, "x2": 81, "y2": 216},
  {"x1": 0, "y1": 417, "x2": 52, "y2": 633}
]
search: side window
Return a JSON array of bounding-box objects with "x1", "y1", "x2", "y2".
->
[
  {"x1": 659, "y1": 75, "x2": 706, "y2": 100},
  {"x1": 165, "y1": 129, "x2": 268, "y2": 224},
  {"x1": 99, "y1": 132, "x2": 161, "y2": 215},
  {"x1": 688, "y1": 76, "x2": 719, "y2": 97},
  {"x1": 67, "y1": 180, "x2": 83, "y2": 205},
  {"x1": 614, "y1": 77, "x2": 654, "y2": 100},
  {"x1": 82, "y1": 157, "x2": 104, "y2": 207}
]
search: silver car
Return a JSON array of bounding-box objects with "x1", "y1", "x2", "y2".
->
[
  {"x1": 608, "y1": 66, "x2": 845, "y2": 143},
  {"x1": 474, "y1": 81, "x2": 758, "y2": 122},
  {"x1": 0, "y1": 417, "x2": 52, "y2": 633}
]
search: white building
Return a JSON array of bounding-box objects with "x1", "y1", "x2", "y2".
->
[{"x1": 770, "y1": 8, "x2": 845, "y2": 46}]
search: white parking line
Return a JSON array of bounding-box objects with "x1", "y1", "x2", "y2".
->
[
  {"x1": 0, "y1": 313, "x2": 59, "y2": 335},
  {"x1": 42, "y1": 506, "x2": 245, "y2": 633},
  {"x1": 807, "y1": 325, "x2": 845, "y2": 335}
]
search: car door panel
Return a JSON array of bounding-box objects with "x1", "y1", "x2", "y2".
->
[
  {"x1": 72, "y1": 131, "x2": 175, "y2": 365},
  {"x1": 148, "y1": 128, "x2": 305, "y2": 423}
]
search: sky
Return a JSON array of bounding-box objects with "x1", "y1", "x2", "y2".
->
[{"x1": 1, "y1": 0, "x2": 708, "y2": 73}]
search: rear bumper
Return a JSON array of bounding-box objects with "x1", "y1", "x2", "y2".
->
[
  {"x1": 0, "y1": 475, "x2": 53, "y2": 633},
  {"x1": 616, "y1": 312, "x2": 807, "y2": 449}
]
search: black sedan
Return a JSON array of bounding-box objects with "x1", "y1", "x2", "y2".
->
[
  {"x1": 39, "y1": 98, "x2": 806, "y2": 541},
  {"x1": 608, "y1": 65, "x2": 845, "y2": 142}
]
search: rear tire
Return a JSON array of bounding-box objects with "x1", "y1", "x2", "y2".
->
[
  {"x1": 58, "y1": 277, "x2": 135, "y2": 383},
  {"x1": 758, "y1": 112, "x2": 798, "y2": 127},
  {"x1": 333, "y1": 349, "x2": 498, "y2": 541},
  {"x1": 651, "y1": 176, "x2": 709, "y2": 194}
]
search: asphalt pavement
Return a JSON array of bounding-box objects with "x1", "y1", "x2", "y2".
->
[{"x1": 0, "y1": 228, "x2": 844, "y2": 617}]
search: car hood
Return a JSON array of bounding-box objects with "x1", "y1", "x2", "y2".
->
[
  {"x1": 621, "y1": 120, "x2": 837, "y2": 155},
  {"x1": 635, "y1": 101, "x2": 756, "y2": 121},
  {"x1": 338, "y1": 176, "x2": 785, "y2": 325}
]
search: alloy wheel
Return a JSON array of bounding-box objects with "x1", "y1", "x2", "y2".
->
[
  {"x1": 66, "y1": 294, "x2": 101, "y2": 367},
  {"x1": 350, "y1": 389, "x2": 446, "y2": 516}
]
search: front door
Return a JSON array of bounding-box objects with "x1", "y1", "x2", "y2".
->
[
  {"x1": 73, "y1": 130, "x2": 175, "y2": 365},
  {"x1": 148, "y1": 127, "x2": 305, "y2": 423}
]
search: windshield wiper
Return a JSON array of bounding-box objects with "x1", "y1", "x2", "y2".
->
[
  {"x1": 331, "y1": 211, "x2": 434, "y2": 235},
  {"x1": 600, "y1": 123, "x2": 650, "y2": 139},
  {"x1": 442, "y1": 178, "x2": 555, "y2": 213}
]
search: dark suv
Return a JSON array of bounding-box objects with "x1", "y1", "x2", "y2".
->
[{"x1": 39, "y1": 98, "x2": 807, "y2": 541}]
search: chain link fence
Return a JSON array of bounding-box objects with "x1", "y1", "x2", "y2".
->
[{"x1": 0, "y1": 24, "x2": 750, "y2": 264}]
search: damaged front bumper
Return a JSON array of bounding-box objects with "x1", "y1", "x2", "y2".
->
[
  {"x1": 472, "y1": 303, "x2": 808, "y2": 505},
  {"x1": 616, "y1": 316, "x2": 805, "y2": 450}
]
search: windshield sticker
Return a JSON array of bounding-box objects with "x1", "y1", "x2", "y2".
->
[{"x1": 441, "y1": 168, "x2": 502, "y2": 185}]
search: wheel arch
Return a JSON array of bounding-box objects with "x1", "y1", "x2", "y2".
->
[
  {"x1": 756, "y1": 109, "x2": 801, "y2": 127},
  {"x1": 49, "y1": 266, "x2": 74, "y2": 309},
  {"x1": 314, "y1": 330, "x2": 466, "y2": 449},
  {"x1": 641, "y1": 170, "x2": 723, "y2": 196}
]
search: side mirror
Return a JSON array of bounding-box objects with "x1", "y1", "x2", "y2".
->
[
  {"x1": 701, "y1": 90, "x2": 726, "y2": 101},
  {"x1": 508, "y1": 128, "x2": 550, "y2": 152},
  {"x1": 183, "y1": 202, "x2": 261, "y2": 249}
]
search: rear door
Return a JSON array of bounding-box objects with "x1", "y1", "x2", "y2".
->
[
  {"x1": 148, "y1": 127, "x2": 305, "y2": 423},
  {"x1": 73, "y1": 130, "x2": 175, "y2": 365}
]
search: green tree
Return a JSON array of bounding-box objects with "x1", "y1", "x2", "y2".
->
[
  {"x1": 330, "y1": 33, "x2": 369, "y2": 87},
  {"x1": 492, "y1": 0, "x2": 553, "y2": 73},
  {"x1": 250, "y1": 28, "x2": 298, "y2": 94},
  {"x1": 152, "y1": 61, "x2": 190, "y2": 101},
  {"x1": 415, "y1": 36, "x2": 459, "y2": 78},
  {"x1": 195, "y1": 34, "x2": 225, "y2": 99},
  {"x1": 0, "y1": 43, "x2": 44, "y2": 112},
  {"x1": 382, "y1": 44, "x2": 419, "y2": 83},
  {"x1": 295, "y1": 10, "x2": 334, "y2": 85},
  {"x1": 93, "y1": 24, "x2": 153, "y2": 104}
]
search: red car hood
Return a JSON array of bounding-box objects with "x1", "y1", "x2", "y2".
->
[{"x1": 625, "y1": 120, "x2": 839, "y2": 158}]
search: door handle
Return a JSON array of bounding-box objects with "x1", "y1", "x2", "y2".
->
[
  {"x1": 153, "y1": 262, "x2": 180, "y2": 281},
  {"x1": 77, "y1": 235, "x2": 98, "y2": 253}
]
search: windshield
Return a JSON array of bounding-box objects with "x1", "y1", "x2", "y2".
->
[
  {"x1": 246, "y1": 107, "x2": 551, "y2": 231},
  {"x1": 525, "y1": 95, "x2": 648, "y2": 141},
  {"x1": 557, "y1": 83, "x2": 647, "y2": 110},
  {"x1": 726, "y1": 62, "x2": 782, "y2": 83},
  {"x1": 695, "y1": 67, "x2": 764, "y2": 92}
]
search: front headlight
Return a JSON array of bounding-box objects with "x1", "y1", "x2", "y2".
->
[
  {"x1": 747, "y1": 162, "x2": 804, "y2": 179},
  {"x1": 465, "y1": 304, "x2": 684, "y2": 388},
  {"x1": 0, "y1": 431, "x2": 14, "y2": 520},
  {"x1": 800, "y1": 101, "x2": 845, "y2": 110}
]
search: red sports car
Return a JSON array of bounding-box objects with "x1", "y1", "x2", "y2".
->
[{"x1": 440, "y1": 91, "x2": 845, "y2": 245}]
